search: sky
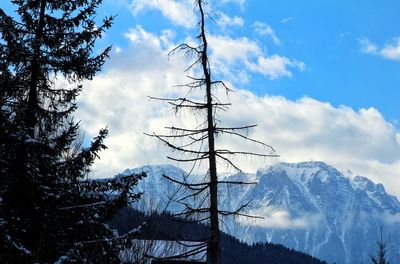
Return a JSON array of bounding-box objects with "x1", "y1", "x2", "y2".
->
[{"x1": 2, "y1": 1, "x2": 400, "y2": 195}]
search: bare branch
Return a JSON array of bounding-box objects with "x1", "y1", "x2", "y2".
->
[
  {"x1": 216, "y1": 149, "x2": 278, "y2": 158},
  {"x1": 177, "y1": 186, "x2": 208, "y2": 201},
  {"x1": 218, "y1": 180, "x2": 258, "y2": 185},
  {"x1": 146, "y1": 133, "x2": 208, "y2": 155},
  {"x1": 165, "y1": 127, "x2": 208, "y2": 134},
  {"x1": 215, "y1": 153, "x2": 241, "y2": 171},
  {"x1": 58, "y1": 201, "x2": 106, "y2": 210},
  {"x1": 149, "y1": 96, "x2": 206, "y2": 107},
  {"x1": 162, "y1": 174, "x2": 209, "y2": 188},
  {"x1": 147, "y1": 244, "x2": 208, "y2": 261},
  {"x1": 168, "y1": 43, "x2": 201, "y2": 57},
  {"x1": 218, "y1": 200, "x2": 263, "y2": 219},
  {"x1": 217, "y1": 129, "x2": 276, "y2": 152},
  {"x1": 167, "y1": 155, "x2": 208, "y2": 163},
  {"x1": 216, "y1": 125, "x2": 257, "y2": 131}
]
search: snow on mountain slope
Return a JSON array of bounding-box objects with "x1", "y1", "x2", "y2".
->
[{"x1": 124, "y1": 162, "x2": 400, "y2": 264}]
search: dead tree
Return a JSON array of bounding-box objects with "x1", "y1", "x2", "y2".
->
[{"x1": 147, "y1": 1, "x2": 277, "y2": 263}]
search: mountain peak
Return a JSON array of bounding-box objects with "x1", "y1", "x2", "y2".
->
[
  {"x1": 257, "y1": 161, "x2": 343, "y2": 186},
  {"x1": 126, "y1": 161, "x2": 400, "y2": 264}
]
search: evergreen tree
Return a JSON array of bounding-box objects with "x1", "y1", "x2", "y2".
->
[
  {"x1": 371, "y1": 228, "x2": 390, "y2": 264},
  {"x1": 0, "y1": 1, "x2": 144, "y2": 262}
]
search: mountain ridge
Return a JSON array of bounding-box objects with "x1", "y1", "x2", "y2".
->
[{"x1": 122, "y1": 161, "x2": 400, "y2": 264}]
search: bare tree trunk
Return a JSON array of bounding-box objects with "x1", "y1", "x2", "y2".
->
[
  {"x1": 198, "y1": 1, "x2": 220, "y2": 263},
  {"x1": 147, "y1": 1, "x2": 277, "y2": 263}
]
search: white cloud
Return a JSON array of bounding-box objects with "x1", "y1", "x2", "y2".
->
[
  {"x1": 359, "y1": 37, "x2": 400, "y2": 61},
  {"x1": 129, "y1": 0, "x2": 196, "y2": 28},
  {"x1": 77, "y1": 26, "x2": 191, "y2": 177},
  {"x1": 237, "y1": 207, "x2": 323, "y2": 229},
  {"x1": 208, "y1": 34, "x2": 304, "y2": 80},
  {"x1": 216, "y1": 12, "x2": 244, "y2": 27},
  {"x1": 280, "y1": 17, "x2": 293, "y2": 24},
  {"x1": 383, "y1": 212, "x2": 400, "y2": 225},
  {"x1": 76, "y1": 26, "x2": 400, "y2": 201},
  {"x1": 209, "y1": 35, "x2": 261, "y2": 63},
  {"x1": 380, "y1": 38, "x2": 400, "y2": 61},
  {"x1": 219, "y1": 0, "x2": 246, "y2": 10},
  {"x1": 359, "y1": 37, "x2": 378, "y2": 54},
  {"x1": 248, "y1": 55, "x2": 305, "y2": 79},
  {"x1": 124, "y1": 25, "x2": 176, "y2": 50},
  {"x1": 253, "y1": 21, "x2": 281, "y2": 45},
  {"x1": 219, "y1": 92, "x2": 400, "y2": 196},
  {"x1": 114, "y1": 46, "x2": 122, "y2": 54}
]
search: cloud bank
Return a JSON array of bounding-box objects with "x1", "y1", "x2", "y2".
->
[
  {"x1": 76, "y1": 25, "x2": 400, "y2": 201},
  {"x1": 237, "y1": 207, "x2": 323, "y2": 229}
]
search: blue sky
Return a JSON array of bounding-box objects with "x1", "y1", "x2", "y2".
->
[
  {"x1": 3, "y1": 0, "x2": 400, "y2": 195},
  {"x1": 91, "y1": 0, "x2": 400, "y2": 122},
  {"x1": 3, "y1": 0, "x2": 399, "y2": 120}
]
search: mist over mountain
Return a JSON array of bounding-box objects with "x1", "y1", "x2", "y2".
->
[{"x1": 123, "y1": 161, "x2": 400, "y2": 263}]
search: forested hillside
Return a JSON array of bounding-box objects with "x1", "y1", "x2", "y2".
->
[{"x1": 111, "y1": 207, "x2": 327, "y2": 264}]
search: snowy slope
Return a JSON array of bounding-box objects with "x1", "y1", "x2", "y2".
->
[{"x1": 124, "y1": 162, "x2": 400, "y2": 264}]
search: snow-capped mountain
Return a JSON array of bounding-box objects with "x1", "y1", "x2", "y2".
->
[{"x1": 122, "y1": 162, "x2": 400, "y2": 264}]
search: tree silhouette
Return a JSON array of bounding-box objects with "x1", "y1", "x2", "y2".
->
[
  {"x1": 147, "y1": 1, "x2": 277, "y2": 263},
  {"x1": 371, "y1": 228, "x2": 390, "y2": 264},
  {"x1": 0, "y1": 0, "x2": 144, "y2": 262}
]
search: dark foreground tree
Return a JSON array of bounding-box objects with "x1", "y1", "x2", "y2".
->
[
  {"x1": 0, "y1": 1, "x2": 144, "y2": 262},
  {"x1": 147, "y1": 1, "x2": 277, "y2": 263}
]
